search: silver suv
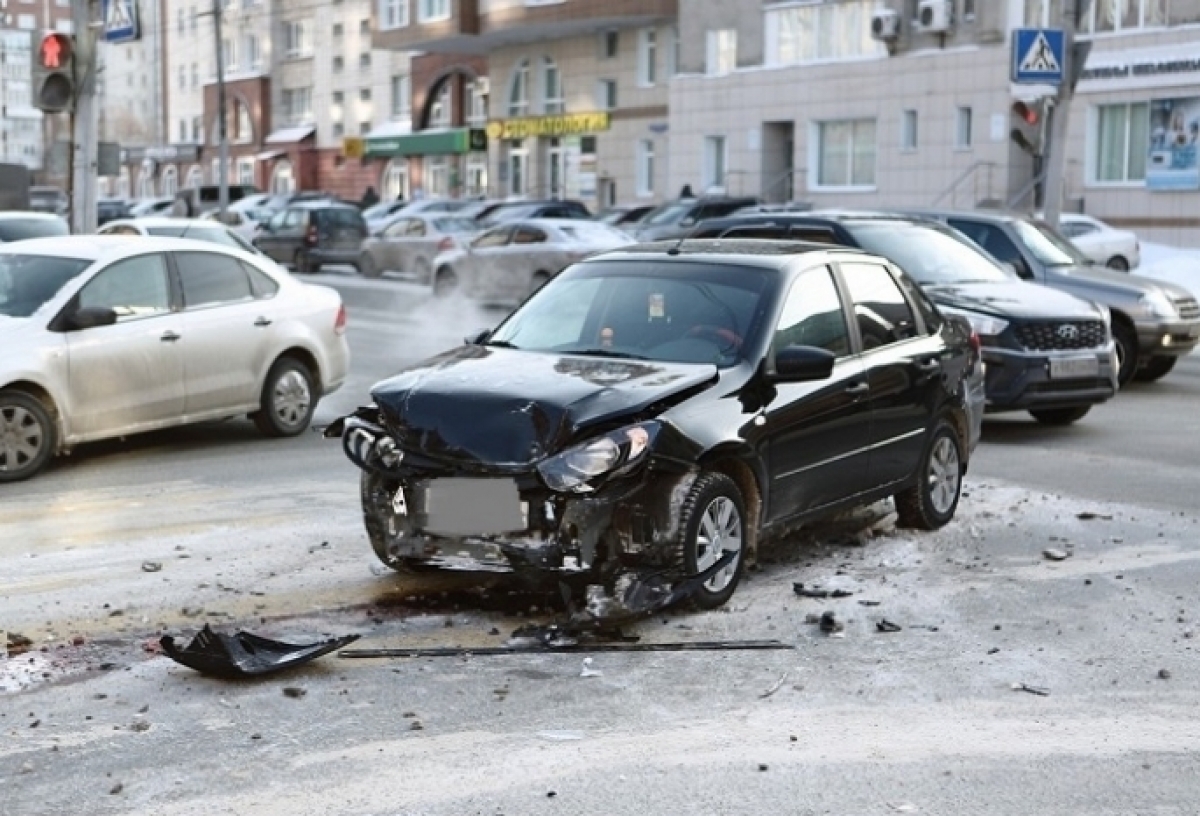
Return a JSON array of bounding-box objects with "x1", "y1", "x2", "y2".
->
[{"x1": 916, "y1": 210, "x2": 1200, "y2": 385}]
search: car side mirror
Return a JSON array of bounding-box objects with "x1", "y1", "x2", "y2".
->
[
  {"x1": 679, "y1": 216, "x2": 697, "y2": 227},
  {"x1": 68, "y1": 306, "x2": 118, "y2": 331},
  {"x1": 464, "y1": 328, "x2": 490, "y2": 345},
  {"x1": 1009, "y1": 257, "x2": 1034, "y2": 280},
  {"x1": 772, "y1": 345, "x2": 835, "y2": 383}
]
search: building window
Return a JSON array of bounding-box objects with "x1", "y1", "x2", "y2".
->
[
  {"x1": 426, "y1": 156, "x2": 449, "y2": 197},
  {"x1": 333, "y1": 122, "x2": 345, "y2": 137},
  {"x1": 466, "y1": 154, "x2": 487, "y2": 197},
  {"x1": 333, "y1": 56, "x2": 344, "y2": 72},
  {"x1": 177, "y1": 65, "x2": 185, "y2": 90},
  {"x1": 284, "y1": 20, "x2": 312, "y2": 57},
  {"x1": 360, "y1": 52, "x2": 371, "y2": 70},
  {"x1": 963, "y1": 0, "x2": 976, "y2": 18},
  {"x1": 161, "y1": 166, "x2": 178, "y2": 196},
  {"x1": 636, "y1": 139, "x2": 655, "y2": 198},
  {"x1": 667, "y1": 27, "x2": 680, "y2": 76},
  {"x1": 508, "y1": 144, "x2": 527, "y2": 197},
  {"x1": 1092, "y1": 102, "x2": 1149, "y2": 183},
  {"x1": 235, "y1": 102, "x2": 253, "y2": 143},
  {"x1": 378, "y1": 0, "x2": 408, "y2": 30},
  {"x1": 237, "y1": 157, "x2": 255, "y2": 185},
  {"x1": 466, "y1": 80, "x2": 487, "y2": 125},
  {"x1": 192, "y1": 116, "x2": 202, "y2": 142},
  {"x1": 333, "y1": 22, "x2": 344, "y2": 36},
  {"x1": 186, "y1": 164, "x2": 203, "y2": 188},
  {"x1": 382, "y1": 159, "x2": 409, "y2": 200},
  {"x1": 815, "y1": 119, "x2": 877, "y2": 189},
  {"x1": 596, "y1": 79, "x2": 617, "y2": 111},
  {"x1": 243, "y1": 34, "x2": 261, "y2": 70},
  {"x1": 901, "y1": 109, "x2": 918, "y2": 150},
  {"x1": 391, "y1": 74, "x2": 411, "y2": 119},
  {"x1": 360, "y1": 18, "x2": 371, "y2": 34},
  {"x1": 418, "y1": 0, "x2": 449, "y2": 23},
  {"x1": 637, "y1": 29, "x2": 657, "y2": 87},
  {"x1": 705, "y1": 29, "x2": 737, "y2": 76},
  {"x1": 429, "y1": 83, "x2": 451, "y2": 128},
  {"x1": 703, "y1": 135, "x2": 726, "y2": 192},
  {"x1": 222, "y1": 37, "x2": 236, "y2": 72},
  {"x1": 271, "y1": 160, "x2": 296, "y2": 194},
  {"x1": 599, "y1": 30, "x2": 619, "y2": 59},
  {"x1": 955, "y1": 106, "x2": 972, "y2": 149},
  {"x1": 765, "y1": 1, "x2": 885, "y2": 66},
  {"x1": 282, "y1": 87, "x2": 313, "y2": 124},
  {"x1": 178, "y1": 119, "x2": 188, "y2": 142},
  {"x1": 542, "y1": 58, "x2": 563, "y2": 114},
  {"x1": 1028, "y1": 0, "x2": 1167, "y2": 32},
  {"x1": 508, "y1": 60, "x2": 530, "y2": 117},
  {"x1": 190, "y1": 63, "x2": 198, "y2": 87}
]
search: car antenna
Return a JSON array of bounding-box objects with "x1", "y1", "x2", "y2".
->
[{"x1": 666, "y1": 218, "x2": 711, "y2": 256}]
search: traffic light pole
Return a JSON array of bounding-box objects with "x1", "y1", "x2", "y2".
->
[
  {"x1": 202, "y1": 0, "x2": 231, "y2": 216},
  {"x1": 70, "y1": 0, "x2": 99, "y2": 235},
  {"x1": 1041, "y1": 1, "x2": 1092, "y2": 229}
]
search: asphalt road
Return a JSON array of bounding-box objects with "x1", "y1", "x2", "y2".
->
[{"x1": 4, "y1": 270, "x2": 1200, "y2": 815}]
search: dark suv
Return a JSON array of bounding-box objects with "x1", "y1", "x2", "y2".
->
[
  {"x1": 634, "y1": 196, "x2": 762, "y2": 242},
  {"x1": 692, "y1": 212, "x2": 1118, "y2": 425},
  {"x1": 254, "y1": 202, "x2": 368, "y2": 274}
]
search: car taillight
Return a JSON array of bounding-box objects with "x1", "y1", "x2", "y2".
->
[
  {"x1": 334, "y1": 304, "x2": 347, "y2": 336},
  {"x1": 437, "y1": 237, "x2": 456, "y2": 252},
  {"x1": 305, "y1": 224, "x2": 318, "y2": 246}
]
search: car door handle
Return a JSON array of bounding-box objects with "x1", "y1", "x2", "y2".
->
[
  {"x1": 844, "y1": 381, "x2": 869, "y2": 396},
  {"x1": 254, "y1": 317, "x2": 272, "y2": 327},
  {"x1": 160, "y1": 331, "x2": 181, "y2": 343}
]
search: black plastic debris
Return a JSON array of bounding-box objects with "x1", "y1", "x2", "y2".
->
[
  {"x1": 1012, "y1": 682, "x2": 1050, "y2": 696},
  {"x1": 793, "y1": 582, "x2": 854, "y2": 599},
  {"x1": 876, "y1": 619, "x2": 902, "y2": 633},
  {"x1": 159, "y1": 625, "x2": 360, "y2": 679},
  {"x1": 818, "y1": 611, "x2": 844, "y2": 634}
]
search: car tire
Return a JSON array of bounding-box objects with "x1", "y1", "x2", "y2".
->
[
  {"x1": 358, "y1": 254, "x2": 381, "y2": 278},
  {"x1": 529, "y1": 271, "x2": 551, "y2": 296},
  {"x1": 433, "y1": 266, "x2": 458, "y2": 297},
  {"x1": 1029, "y1": 406, "x2": 1091, "y2": 425},
  {"x1": 1112, "y1": 319, "x2": 1139, "y2": 387},
  {"x1": 361, "y1": 471, "x2": 437, "y2": 574},
  {"x1": 293, "y1": 250, "x2": 311, "y2": 275},
  {"x1": 0, "y1": 391, "x2": 56, "y2": 483},
  {"x1": 1106, "y1": 255, "x2": 1130, "y2": 272},
  {"x1": 1134, "y1": 355, "x2": 1177, "y2": 383},
  {"x1": 674, "y1": 472, "x2": 746, "y2": 610},
  {"x1": 252, "y1": 357, "x2": 316, "y2": 438},
  {"x1": 894, "y1": 420, "x2": 963, "y2": 531}
]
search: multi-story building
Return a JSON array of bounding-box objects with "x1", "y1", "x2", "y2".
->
[
  {"x1": 673, "y1": 0, "x2": 1199, "y2": 243},
  {"x1": 373, "y1": 0, "x2": 678, "y2": 210}
]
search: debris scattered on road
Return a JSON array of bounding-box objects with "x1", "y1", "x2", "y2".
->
[
  {"x1": 1158, "y1": 668, "x2": 1172, "y2": 680},
  {"x1": 857, "y1": 599, "x2": 882, "y2": 607},
  {"x1": 818, "y1": 611, "x2": 844, "y2": 635},
  {"x1": 757, "y1": 763, "x2": 769, "y2": 772},
  {"x1": 409, "y1": 719, "x2": 424, "y2": 731},
  {"x1": 988, "y1": 648, "x2": 1000, "y2": 655},
  {"x1": 339, "y1": 639, "x2": 794, "y2": 659},
  {"x1": 160, "y1": 625, "x2": 361, "y2": 679},
  {"x1": 130, "y1": 719, "x2": 151, "y2": 732},
  {"x1": 6, "y1": 631, "x2": 33, "y2": 656},
  {"x1": 1042, "y1": 548, "x2": 1071, "y2": 561},
  {"x1": 1011, "y1": 682, "x2": 1050, "y2": 696},
  {"x1": 580, "y1": 657, "x2": 603, "y2": 678},
  {"x1": 876, "y1": 619, "x2": 902, "y2": 633},
  {"x1": 141, "y1": 562, "x2": 162, "y2": 573},
  {"x1": 109, "y1": 783, "x2": 124, "y2": 795},
  {"x1": 282, "y1": 687, "x2": 307, "y2": 698},
  {"x1": 759, "y1": 671, "x2": 789, "y2": 699},
  {"x1": 792, "y1": 582, "x2": 854, "y2": 599},
  {"x1": 1076, "y1": 511, "x2": 1112, "y2": 521}
]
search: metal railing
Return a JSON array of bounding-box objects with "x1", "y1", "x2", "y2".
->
[{"x1": 931, "y1": 161, "x2": 998, "y2": 208}]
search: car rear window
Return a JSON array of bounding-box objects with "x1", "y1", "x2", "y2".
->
[
  {"x1": 0, "y1": 218, "x2": 70, "y2": 242},
  {"x1": 432, "y1": 217, "x2": 477, "y2": 234}
]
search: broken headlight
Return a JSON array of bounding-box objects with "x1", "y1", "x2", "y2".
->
[{"x1": 538, "y1": 421, "x2": 660, "y2": 493}]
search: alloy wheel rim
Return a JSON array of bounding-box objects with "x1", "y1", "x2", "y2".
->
[
  {"x1": 695, "y1": 496, "x2": 742, "y2": 593},
  {"x1": 0, "y1": 405, "x2": 44, "y2": 472},
  {"x1": 272, "y1": 371, "x2": 311, "y2": 428},
  {"x1": 928, "y1": 436, "x2": 961, "y2": 516}
]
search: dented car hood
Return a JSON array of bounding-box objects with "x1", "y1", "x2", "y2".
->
[{"x1": 370, "y1": 345, "x2": 718, "y2": 466}]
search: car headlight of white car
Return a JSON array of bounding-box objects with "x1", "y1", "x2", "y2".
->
[
  {"x1": 537, "y1": 421, "x2": 660, "y2": 493},
  {"x1": 939, "y1": 306, "x2": 1010, "y2": 338},
  {"x1": 1139, "y1": 291, "x2": 1178, "y2": 320}
]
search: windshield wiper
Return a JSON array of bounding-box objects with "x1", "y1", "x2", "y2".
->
[
  {"x1": 484, "y1": 340, "x2": 520, "y2": 349},
  {"x1": 567, "y1": 348, "x2": 652, "y2": 361}
]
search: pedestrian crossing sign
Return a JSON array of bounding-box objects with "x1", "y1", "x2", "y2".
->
[
  {"x1": 1012, "y1": 28, "x2": 1064, "y2": 84},
  {"x1": 102, "y1": 0, "x2": 140, "y2": 43}
]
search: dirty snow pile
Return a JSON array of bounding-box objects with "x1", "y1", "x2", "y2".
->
[{"x1": 1137, "y1": 242, "x2": 1200, "y2": 298}]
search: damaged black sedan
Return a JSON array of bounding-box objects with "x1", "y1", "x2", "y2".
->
[{"x1": 327, "y1": 239, "x2": 981, "y2": 612}]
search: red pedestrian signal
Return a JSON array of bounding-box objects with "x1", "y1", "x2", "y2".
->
[
  {"x1": 1012, "y1": 100, "x2": 1040, "y2": 127},
  {"x1": 39, "y1": 33, "x2": 72, "y2": 71}
]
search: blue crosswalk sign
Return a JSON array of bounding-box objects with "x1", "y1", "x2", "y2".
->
[
  {"x1": 1012, "y1": 28, "x2": 1064, "y2": 84},
  {"x1": 102, "y1": 0, "x2": 140, "y2": 43}
]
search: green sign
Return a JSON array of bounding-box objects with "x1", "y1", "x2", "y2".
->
[{"x1": 365, "y1": 128, "x2": 489, "y2": 158}]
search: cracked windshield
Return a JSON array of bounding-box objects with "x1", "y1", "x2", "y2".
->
[{"x1": 4, "y1": 0, "x2": 1200, "y2": 814}]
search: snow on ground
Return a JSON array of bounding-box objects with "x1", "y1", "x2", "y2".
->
[{"x1": 1137, "y1": 241, "x2": 1200, "y2": 298}]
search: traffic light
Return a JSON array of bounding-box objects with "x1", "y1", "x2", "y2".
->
[
  {"x1": 32, "y1": 32, "x2": 76, "y2": 114},
  {"x1": 1010, "y1": 98, "x2": 1047, "y2": 158}
]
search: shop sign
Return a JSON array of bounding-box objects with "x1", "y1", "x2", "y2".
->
[
  {"x1": 1082, "y1": 57, "x2": 1200, "y2": 83},
  {"x1": 1147, "y1": 97, "x2": 1200, "y2": 191},
  {"x1": 485, "y1": 112, "x2": 611, "y2": 141},
  {"x1": 342, "y1": 137, "x2": 366, "y2": 160}
]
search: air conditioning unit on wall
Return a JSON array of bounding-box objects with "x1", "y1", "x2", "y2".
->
[
  {"x1": 918, "y1": 0, "x2": 953, "y2": 33},
  {"x1": 870, "y1": 9, "x2": 901, "y2": 42}
]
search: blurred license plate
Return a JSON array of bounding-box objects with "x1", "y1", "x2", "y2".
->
[
  {"x1": 1049, "y1": 356, "x2": 1099, "y2": 379},
  {"x1": 424, "y1": 478, "x2": 526, "y2": 536}
]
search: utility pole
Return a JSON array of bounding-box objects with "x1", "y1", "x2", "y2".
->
[
  {"x1": 70, "y1": 0, "x2": 99, "y2": 234},
  {"x1": 1041, "y1": 0, "x2": 1092, "y2": 229},
  {"x1": 200, "y1": 0, "x2": 229, "y2": 216}
]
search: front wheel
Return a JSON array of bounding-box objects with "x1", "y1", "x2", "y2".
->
[
  {"x1": 1134, "y1": 355, "x2": 1177, "y2": 383},
  {"x1": 252, "y1": 358, "x2": 316, "y2": 437},
  {"x1": 0, "y1": 391, "x2": 56, "y2": 483},
  {"x1": 675, "y1": 472, "x2": 746, "y2": 610},
  {"x1": 293, "y1": 250, "x2": 315, "y2": 275},
  {"x1": 1106, "y1": 255, "x2": 1130, "y2": 272},
  {"x1": 358, "y1": 253, "x2": 381, "y2": 278},
  {"x1": 433, "y1": 267, "x2": 458, "y2": 297},
  {"x1": 894, "y1": 421, "x2": 963, "y2": 530},
  {"x1": 1029, "y1": 406, "x2": 1091, "y2": 425}
]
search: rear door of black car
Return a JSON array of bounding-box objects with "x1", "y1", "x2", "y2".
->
[
  {"x1": 835, "y1": 261, "x2": 944, "y2": 488},
  {"x1": 764, "y1": 264, "x2": 873, "y2": 522}
]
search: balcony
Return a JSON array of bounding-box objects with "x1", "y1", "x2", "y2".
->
[{"x1": 374, "y1": 0, "x2": 677, "y2": 54}]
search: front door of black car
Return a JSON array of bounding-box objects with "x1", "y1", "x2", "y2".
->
[
  {"x1": 764, "y1": 265, "x2": 873, "y2": 523},
  {"x1": 837, "y1": 261, "x2": 943, "y2": 488}
]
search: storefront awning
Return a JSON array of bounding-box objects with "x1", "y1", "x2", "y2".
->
[
  {"x1": 255, "y1": 150, "x2": 286, "y2": 162},
  {"x1": 364, "y1": 127, "x2": 488, "y2": 158},
  {"x1": 264, "y1": 126, "x2": 316, "y2": 145}
]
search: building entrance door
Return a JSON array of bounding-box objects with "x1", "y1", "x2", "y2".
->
[{"x1": 547, "y1": 138, "x2": 565, "y2": 199}]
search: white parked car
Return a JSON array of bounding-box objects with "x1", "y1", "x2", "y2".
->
[
  {"x1": 98, "y1": 216, "x2": 262, "y2": 255},
  {"x1": 1055, "y1": 213, "x2": 1141, "y2": 271},
  {"x1": 0, "y1": 236, "x2": 350, "y2": 482},
  {"x1": 431, "y1": 218, "x2": 635, "y2": 302}
]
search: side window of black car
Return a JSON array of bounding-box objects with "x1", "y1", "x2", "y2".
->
[
  {"x1": 773, "y1": 266, "x2": 850, "y2": 358},
  {"x1": 891, "y1": 268, "x2": 942, "y2": 333},
  {"x1": 840, "y1": 262, "x2": 919, "y2": 349},
  {"x1": 949, "y1": 219, "x2": 1028, "y2": 276}
]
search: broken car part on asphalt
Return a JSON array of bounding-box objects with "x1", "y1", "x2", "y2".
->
[
  {"x1": 325, "y1": 241, "x2": 976, "y2": 621},
  {"x1": 160, "y1": 625, "x2": 361, "y2": 679}
]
